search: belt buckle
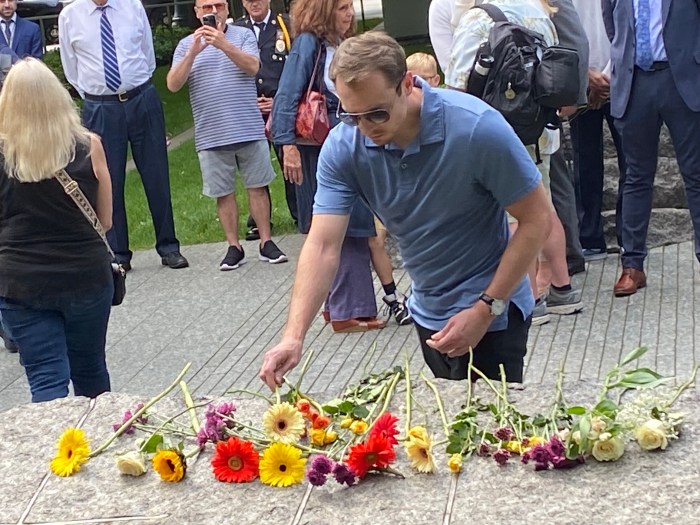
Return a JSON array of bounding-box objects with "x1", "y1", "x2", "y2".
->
[{"x1": 118, "y1": 92, "x2": 128, "y2": 102}]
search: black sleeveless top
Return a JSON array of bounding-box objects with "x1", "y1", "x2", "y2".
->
[{"x1": 0, "y1": 141, "x2": 111, "y2": 299}]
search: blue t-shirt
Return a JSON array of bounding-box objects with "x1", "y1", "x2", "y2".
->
[
  {"x1": 173, "y1": 25, "x2": 264, "y2": 151},
  {"x1": 313, "y1": 79, "x2": 540, "y2": 331}
]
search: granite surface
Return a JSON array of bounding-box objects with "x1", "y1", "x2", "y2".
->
[{"x1": 1, "y1": 379, "x2": 698, "y2": 525}]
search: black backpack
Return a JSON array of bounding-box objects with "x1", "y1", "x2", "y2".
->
[{"x1": 465, "y1": 4, "x2": 579, "y2": 146}]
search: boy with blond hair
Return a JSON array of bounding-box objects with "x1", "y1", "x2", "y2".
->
[{"x1": 406, "y1": 52, "x2": 440, "y2": 87}]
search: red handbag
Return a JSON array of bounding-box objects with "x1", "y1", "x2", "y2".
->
[{"x1": 294, "y1": 43, "x2": 330, "y2": 145}]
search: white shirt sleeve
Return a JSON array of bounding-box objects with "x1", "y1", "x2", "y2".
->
[
  {"x1": 58, "y1": 11, "x2": 81, "y2": 96},
  {"x1": 428, "y1": 0, "x2": 455, "y2": 72}
]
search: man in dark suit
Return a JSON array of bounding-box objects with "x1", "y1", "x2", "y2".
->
[
  {"x1": 236, "y1": 0, "x2": 297, "y2": 240},
  {"x1": 0, "y1": 0, "x2": 42, "y2": 59},
  {"x1": 603, "y1": 0, "x2": 700, "y2": 296}
]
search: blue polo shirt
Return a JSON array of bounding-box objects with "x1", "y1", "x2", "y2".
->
[{"x1": 313, "y1": 79, "x2": 540, "y2": 331}]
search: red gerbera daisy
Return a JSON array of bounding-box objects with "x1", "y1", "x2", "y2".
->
[
  {"x1": 211, "y1": 437, "x2": 259, "y2": 483},
  {"x1": 369, "y1": 412, "x2": 400, "y2": 445},
  {"x1": 345, "y1": 434, "x2": 396, "y2": 479}
]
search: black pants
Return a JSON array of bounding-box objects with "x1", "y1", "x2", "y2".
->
[{"x1": 414, "y1": 303, "x2": 530, "y2": 382}]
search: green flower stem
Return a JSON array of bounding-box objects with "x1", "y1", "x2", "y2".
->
[
  {"x1": 337, "y1": 379, "x2": 393, "y2": 459},
  {"x1": 137, "y1": 403, "x2": 209, "y2": 453},
  {"x1": 294, "y1": 349, "x2": 315, "y2": 393},
  {"x1": 405, "y1": 353, "x2": 412, "y2": 437},
  {"x1": 179, "y1": 381, "x2": 200, "y2": 434},
  {"x1": 421, "y1": 372, "x2": 450, "y2": 438},
  {"x1": 275, "y1": 387, "x2": 281, "y2": 405},
  {"x1": 281, "y1": 378, "x2": 324, "y2": 415},
  {"x1": 469, "y1": 366, "x2": 509, "y2": 404},
  {"x1": 131, "y1": 424, "x2": 195, "y2": 438},
  {"x1": 367, "y1": 371, "x2": 402, "y2": 434},
  {"x1": 295, "y1": 443, "x2": 334, "y2": 457},
  {"x1": 219, "y1": 414, "x2": 268, "y2": 439},
  {"x1": 89, "y1": 362, "x2": 192, "y2": 458},
  {"x1": 225, "y1": 388, "x2": 273, "y2": 405},
  {"x1": 372, "y1": 466, "x2": 405, "y2": 479},
  {"x1": 667, "y1": 365, "x2": 699, "y2": 407}
]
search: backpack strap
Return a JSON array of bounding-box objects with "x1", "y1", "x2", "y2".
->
[{"x1": 472, "y1": 3, "x2": 509, "y2": 23}]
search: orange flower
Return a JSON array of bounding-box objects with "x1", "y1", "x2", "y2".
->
[
  {"x1": 306, "y1": 410, "x2": 320, "y2": 422},
  {"x1": 296, "y1": 399, "x2": 311, "y2": 414},
  {"x1": 211, "y1": 437, "x2": 259, "y2": 483},
  {"x1": 369, "y1": 412, "x2": 400, "y2": 445},
  {"x1": 345, "y1": 435, "x2": 395, "y2": 479},
  {"x1": 312, "y1": 415, "x2": 331, "y2": 430}
]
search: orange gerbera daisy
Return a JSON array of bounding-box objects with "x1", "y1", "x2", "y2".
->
[
  {"x1": 211, "y1": 437, "x2": 259, "y2": 483},
  {"x1": 345, "y1": 435, "x2": 395, "y2": 479},
  {"x1": 369, "y1": 412, "x2": 400, "y2": 445}
]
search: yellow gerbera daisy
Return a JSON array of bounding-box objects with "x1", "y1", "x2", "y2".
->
[
  {"x1": 349, "y1": 420, "x2": 368, "y2": 435},
  {"x1": 310, "y1": 428, "x2": 326, "y2": 447},
  {"x1": 152, "y1": 449, "x2": 186, "y2": 482},
  {"x1": 50, "y1": 427, "x2": 90, "y2": 477},
  {"x1": 259, "y1": 443, "x2": 306, "y2": 487},
  {"x1": 405, "y1": 426, "x2": 436, "y2": 474},
  {"x1": 448, "y1": 453, "x2": 463, "y2": 473},
  {"x1": 263, "y1": 403, "x2": 305, "y2": 444}
]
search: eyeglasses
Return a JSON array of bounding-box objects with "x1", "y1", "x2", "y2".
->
[
  {"x1": 336, "y1": 76, "x2": 405, "y2": 127},
  {"x1": 198, "y1": 2, "x2": 226, "y2": 13}
]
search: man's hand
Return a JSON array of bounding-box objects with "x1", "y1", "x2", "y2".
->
[
  {"x1": 425, "y1": 302, "x2": 493, "y2": 358},
  {"x1": 259, "y1": 339, "x2": 302, "y2": 391},
  {"x1": 258, "y1": 96, "x2": 273, "y2": 115},
  {"x1": 190, "y1": 28, "x2": 210, "y2": 56},
  {"x1": 283, "y1": 145, "x2": 303, "y2": 184},
  {"x1": 587, "y1": 69, "x2": 610, "y2": 109},
  {"x1": 199, "y1": 24, "x2": 228, "y2": 50},
  {"x1": 558, "y1": 105, "x2": 578, "y2": 119}
]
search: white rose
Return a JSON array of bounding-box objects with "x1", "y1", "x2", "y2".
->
[
  {"x1": 557, "y1": 428, "x2": 570, "y2": 442},
  {"x1": 597, "y1": 432, "x2": 612, "y2": 442},
  {"x1": 635, "y1": 419, "x2": 669, "y2": 451},
  {"x1": 115, "y1": 451, "x2": 147, "y2": 476},
  {"x1": 590, "y1": 416, "x2": 606, "y2": 434},
  {"x1": 592, "y1": 435, "x2": 625, "y2": 462}
]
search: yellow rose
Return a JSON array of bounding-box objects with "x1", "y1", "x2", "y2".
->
[
  {"x1": 591, "y1": 435, "x2": 625, "y2": 462},
  {"x1": 324, "y1": 430, "x2": 338, "y2": 444},
  {"x1": 635, "y1": 419, "x2": 668, "y2": 451},
  {"x1": 349, "y1": 420, "x2": 368, "y2": 435},
  {"x1": 115, "y1": 451, "x2": 147, "y2": 476},
  {"x1": 448, "y1": 454, "x2": 463, "y2": 473},
  {"x1": 504, "y1": 441, "x2": 523, "y2": 454},
  {"x1": 340, "y1": 417, "x2": 353, "y2": 429},
  {"x1": 311, "y1": 429, "x2": 326, "y2": 447}
]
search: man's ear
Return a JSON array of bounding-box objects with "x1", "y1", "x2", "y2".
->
[{"x1": 404, "y1": 71, "x2": 414, "y2": 95}]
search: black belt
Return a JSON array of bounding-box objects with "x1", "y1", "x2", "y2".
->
[
  {"x1": 636, "y1": 61, "x2": 669, "y2": 72},
  {"x1": 84, "y1": 80, "x2": 152, "y2": 102}
]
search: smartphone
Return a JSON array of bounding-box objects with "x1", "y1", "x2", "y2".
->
[{"x1": 202, "y1": 14, "x2": 217, "y2": 28}]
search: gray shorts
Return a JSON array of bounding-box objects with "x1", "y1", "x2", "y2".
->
[{"x1": 197, "y1": 140, "x2": 275, "y2": 198}]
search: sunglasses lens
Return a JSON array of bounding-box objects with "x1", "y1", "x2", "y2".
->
[
  {"x1": 339, "y1": 114, "x2": 360, "y2": 126},
  {"x1": 366, "y1": 110, "x2": 390, "y2": 124}
]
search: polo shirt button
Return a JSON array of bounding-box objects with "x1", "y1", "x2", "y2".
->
[{"x1": 401, "y1": 163, "x2": 407, "y2": 169}]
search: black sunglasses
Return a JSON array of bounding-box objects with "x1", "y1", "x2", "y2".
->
[{"x1": 336, "y1": 76, "x2": 405, "y2": 127}]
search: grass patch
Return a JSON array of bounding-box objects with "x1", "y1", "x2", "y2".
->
[
  {"x1": 124, "y1": 139, "x2": 297, "y2": 250},
  {"x1": 152, "y1": 66, "x2": 194, "y2": 137}
]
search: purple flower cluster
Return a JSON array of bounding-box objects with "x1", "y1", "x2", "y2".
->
[
  {"x1": 195, "y1": 401, "x2": 237, "y2": 447},
  {"x1": 477, "y1": 442, "x2": 492, "y2": 457},
  {"x1": 521, "y1": 436, "x2": 585, "y2": 471},
  {"x1": 493, "y1": 449, "x2": 511, "y2": 465},
  {"x1": 112, "y1": 403, "x2": 148, "y2": 434},
  {"x1": 305, "y1": 456, "x2": 356, "y2": 487},
  {"x1": 494, "y1": 426, "x2": 515, "y2": 442}
]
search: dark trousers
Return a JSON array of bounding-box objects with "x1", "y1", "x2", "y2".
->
[
  {"x1": 326, "y1": 237, "x2": 377, "y2": 321},
  {"x1": 0, "y1": 284, "x2": 113, "y2": 403},
  {"x1": 246, "y1": 142, "x2": 298, "y2": 229},
  {"x1": 82, "y1": 84, "x2": 179, "y2": 263},
  {"x1": 616, "y1": 68, "x2": 700, "y2": 270},
  {"x1": 570, "y1": 103, "x2": 627, "y2": 250},
  {"x1": 550, "y1": 146, "x2": 585, "y2": 268},
  {"x1": 415, "y1": 304, "x2": 530, "y2": 382}
]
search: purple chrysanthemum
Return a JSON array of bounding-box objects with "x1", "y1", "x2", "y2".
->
[
  {"x1": 493, "y1": 449, "x2": 510, "y2": 465},
  {"x1": 310, "y1": 455, "x2": 334, "y2": 475},
  {"x1": 307, "y1": 468, "x2": 328, "y2": 487},
  {"x1": 112, "y1": 404, "x2": 148, "y2": 435},
  {"x1": 477, "y1": 442, "x2": 492, "y2": 457},
  {"x1": 529, "y1": 444, "x2": 551, "y2": 465},
  {"x1": 494, "y1": 427, "x2": 514, "y2": 442},
  {"x1": 332, "y1": 462, "x2": 356, "y2": 486},
  {"x1": 546, "y1": 436, "x2": 565, "y2": 458}
]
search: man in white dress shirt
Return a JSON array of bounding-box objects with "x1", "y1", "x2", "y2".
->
[{"x1": 59, "y1": 0, "x2": 188, "y2": 271}]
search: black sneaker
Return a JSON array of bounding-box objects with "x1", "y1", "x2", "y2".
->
[
  {"x1": 259, "y1": 240, "x2": 288, "y2": 264},
  {"x1": 382, "y1": 293, "x2": 413, "y2": 325},
  {"x1": 245, "y1": 227, "x2": 260, "y2": 241},
  {"x1": 220, "y1": 245, "x2": 246, "y2": 271}
]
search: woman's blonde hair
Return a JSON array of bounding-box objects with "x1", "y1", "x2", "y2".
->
[
  {"x1": 0, "y1": 58, "x2": 90, "y2": 183},
  {"x1": 290, "y1": 0, "x2": 355, "y2": 40}
]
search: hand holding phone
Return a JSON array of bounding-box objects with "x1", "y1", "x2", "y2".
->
[{"x1": 202, "y1": 14, "x2": 217, "y2": 28}]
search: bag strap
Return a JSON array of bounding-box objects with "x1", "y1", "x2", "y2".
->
[
  {"x1": 473, "y1": 3, "x2": 509, "y2": 23},
  {"x1": 54, "y1": 169, "x2": 115, "y2": 260},
  {"x1": 305, "y1": 40, "x2": 324, "y2": 96}
]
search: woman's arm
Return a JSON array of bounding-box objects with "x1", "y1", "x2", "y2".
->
[{"x1": 89, "y1": 134, "x2": 113, "y2": 232}]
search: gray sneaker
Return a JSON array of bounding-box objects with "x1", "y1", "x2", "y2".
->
[
  {"x1": 531, "y1": 298, "x2": 550, "y2": 326},
  {"x1": 546, "y1": 286, "x2": 583, "y2": 315}
]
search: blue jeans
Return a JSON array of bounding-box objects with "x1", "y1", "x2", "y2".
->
[{"x1": 0, "y1": 283, "x2": 113, "y2": 403}]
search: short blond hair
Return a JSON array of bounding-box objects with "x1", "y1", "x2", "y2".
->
[
  {"x1": 0, "y1": 59, "x2": 90, "y2": 182},
  {"x1": 406, "y1": 52, "x2": 438, "y2": 78},
  {"x1": 330, "y1": 32, "x2": 406, "y2": 88}
]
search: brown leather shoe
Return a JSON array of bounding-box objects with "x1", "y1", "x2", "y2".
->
[
  {"x1": 331, "y1": 317, "x2": 386, "y2": 333},
  {"x1": 614, "y1": 268, "x2": 647, "y2": 297}
]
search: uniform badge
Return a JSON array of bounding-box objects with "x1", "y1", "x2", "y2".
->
[{"x1": 275, "y1": 39, "x2": 286, "y2": 53}]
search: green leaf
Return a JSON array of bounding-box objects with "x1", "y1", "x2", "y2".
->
[
  {"x1": 594, "y1": 399, "x2": 619, "y2": 417},
  {"x1": 578, "y1": 416, "x2": 591, "y2": 454},
  {"x1": 352, "y1": 405, "x2": 370, "y2": 419},
  {"x1": 619, "y1": 347, "x2": 648, "y2": 367},
  {"x1": 142, "y1": 434, "x2": 164, "y2": 454},
  {"x1": 446, "y1": 442, "x2": 463, "y2": 454},
  {"x1": 567, "y1": 406, "x2": 587, "y2": 416},
  {"x1": 336, "y1": 401, "x2": 355, "y2": 414},
  {"x1": 321, "y1": 399, "x2": 343, "y2": 415}
]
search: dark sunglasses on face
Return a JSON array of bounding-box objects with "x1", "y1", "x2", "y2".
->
[{"x1": 336, "y1": 107, "x2": 391, "y2": 126}]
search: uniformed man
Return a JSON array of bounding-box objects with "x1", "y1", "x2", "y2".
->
[{"x1": 236, "y1": 0, "x2": 297, "y2": 240}]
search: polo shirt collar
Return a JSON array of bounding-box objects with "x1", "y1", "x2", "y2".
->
[{"x1": 362, "y1": 75, "x2": 445, "y2": 151}]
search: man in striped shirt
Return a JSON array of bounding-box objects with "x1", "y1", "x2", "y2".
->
[{"x1": 167, "y1": 0, "x2": 287, "y2": 270}]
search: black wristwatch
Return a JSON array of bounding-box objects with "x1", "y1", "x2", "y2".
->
[{"x1": 478, "y1": 293, "x2": 507, "y2": 317}]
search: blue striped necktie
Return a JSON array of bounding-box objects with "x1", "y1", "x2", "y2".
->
[
  {"x1": 98, "y1": 6, "x2": 122, "y2": 92},
  {"x1": 635, "y1": 0, "x2": 654, "y2": 70}
]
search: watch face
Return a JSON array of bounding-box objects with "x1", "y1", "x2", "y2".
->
[{"x1": 491, "y1": 299, "x2": 506, "y2": 316}]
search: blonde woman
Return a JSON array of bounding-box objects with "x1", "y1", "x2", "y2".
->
[
  {"x1": 446, "y1": 0, "x2": 583, "y2": 324},
  {"x1": 0, "y1": 58, "x2": 114, "y2": 403}
]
